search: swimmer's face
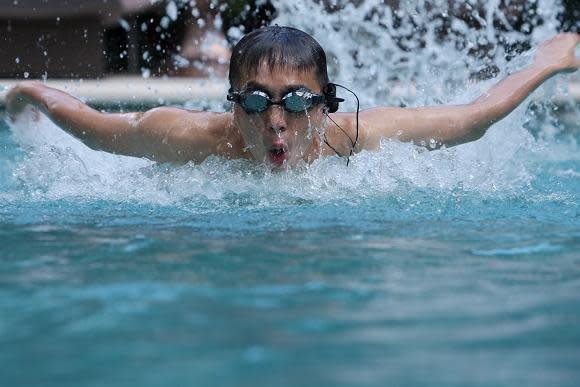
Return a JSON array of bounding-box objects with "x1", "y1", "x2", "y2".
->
[{"x1": 232, "y1": 62, "x2": 326, "y2": 168}]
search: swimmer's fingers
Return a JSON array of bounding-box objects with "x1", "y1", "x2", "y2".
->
[
  {"x1": 5, "y1": 82, "x2": 40, "y2": 123},
  {"x1": 32, "y1": 107, "x2": 41, "y2": 122},
  {"x1": 576, "y1": 36, "x2": 580, "y2": 68},
  {"x1": 5, "y1": 87, "x2": 26, "y2": 123},
  {"x1": 563, "y1": 33, "x2": 579, "y2": 70},
  {"x1": 566, "y1": 33, "x2": 579, "y2": 72}
]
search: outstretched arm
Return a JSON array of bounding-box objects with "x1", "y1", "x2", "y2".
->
[
  {"x1": 359, "y1": 33, "x2": 580, "y2": 150},
  {"x1": 5, "y1": 81, "x2": 233, "y2": 162}
]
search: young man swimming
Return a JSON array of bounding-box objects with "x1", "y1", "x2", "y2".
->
[{"x1": 5, "y1": 26, "x2": 580, "y2": 168}]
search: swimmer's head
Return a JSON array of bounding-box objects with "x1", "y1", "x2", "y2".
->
[
  {"x1": 228, "y1": 26, "x2": 331, "y2": 168},
  {"x1": 228, "y1": 26, "x2": 330, "y2": 91}
]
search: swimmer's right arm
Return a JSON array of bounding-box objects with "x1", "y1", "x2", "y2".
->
[{"x1": 5, "y1": 82, "x2": 232, "y2": 162}]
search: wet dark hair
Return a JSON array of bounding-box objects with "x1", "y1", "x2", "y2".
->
[{"x1": 228, "y1": 26, "x2": 330, "y2": 90}]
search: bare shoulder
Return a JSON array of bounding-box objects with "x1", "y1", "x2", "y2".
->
[
  {"x1": 138, "y1": 107, "x2": 230, "y2": 133},
  {"x1": 325, "y1": 107, "x2": 406, "y2": 153},
  {"x1": 135, "y1": 107, "x2": 240, "y2": 162},
  {"x1": 321, "y1": 112, "x2": 357, "y2": 155}
]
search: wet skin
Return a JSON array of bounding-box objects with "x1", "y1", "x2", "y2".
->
[
  {"x1": 232, "y1": 62, "x2": 330, "y2": 168},
  {"x1": 5, "y1": 33, "x2": 579, "y2": 166}
]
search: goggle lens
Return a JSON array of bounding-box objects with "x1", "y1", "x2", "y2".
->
[
  {"x1": 283, "y1": 93, "x2": 312, "y2": 112},
  {"x1": 242, "y1": 94, "x2": 270, "y2": 114},
  {"x1": 233, "y1": 89, "x2": 321, "y2": 114}
]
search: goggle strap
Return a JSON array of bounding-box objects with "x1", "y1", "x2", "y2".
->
[
  {"x1": 226, "y1": 90, "x2": 240, "y2": 103},
  {"x1": 326, "y1": 96, "x2": 345, "y2": 104}
]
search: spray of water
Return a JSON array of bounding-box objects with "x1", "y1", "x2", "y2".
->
[{"x1": 3, "y1": 0, "x2": 577, "y2": 208}]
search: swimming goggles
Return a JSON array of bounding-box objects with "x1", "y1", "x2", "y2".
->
[{"x1": 227, "y1": 88, "x2": 327, "y2": 114}]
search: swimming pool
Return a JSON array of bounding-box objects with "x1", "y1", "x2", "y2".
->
[
  {"x1": 2, "y1": 0, "x2": 580, "y2": 384},
  {"x1": 1, "y1": 93, "x2": 579, "y2": 386}
]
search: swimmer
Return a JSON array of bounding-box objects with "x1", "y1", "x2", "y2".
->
[{"x1": 5, "y1": 27, "x2": 580, "y2": 168}]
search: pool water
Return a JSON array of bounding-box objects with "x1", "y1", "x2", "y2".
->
[
  {"x1": 1, "y1": 97, "x2": 580, "y2": 387},
  {"x1": 1, "y1": 0, "x2": 579, "y2": 382}
]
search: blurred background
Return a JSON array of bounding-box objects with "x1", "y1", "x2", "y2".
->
[{"x1": 1, "y1": 0, "x2": 578, "y2": 80}]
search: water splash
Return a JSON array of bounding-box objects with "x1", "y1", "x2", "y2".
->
[
  {"x1": 3, "y1": 0, "x2": 577, "y2": 208},
  {"x1": 6, "y1": 109, "x2": 538, "y2": 207},
  {"x1": 271, "y1": 0, "x2": 565, "y2": 109}
]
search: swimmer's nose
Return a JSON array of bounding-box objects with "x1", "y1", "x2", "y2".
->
[{"x1": 265, "y1": 105, "x2": 287, "y2": 134}]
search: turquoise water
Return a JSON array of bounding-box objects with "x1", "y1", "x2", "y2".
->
[{"x1": 1, "y1": 108, "x2": 580, "y2": 387}]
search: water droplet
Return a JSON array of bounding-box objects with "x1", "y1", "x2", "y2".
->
[
  {"x1": 166, "y1": 1, "x2": 178, "y2": 21},
  {"x1": 15, "y1": 57, "x2": 20, "y2": 64},
  {"x1": 24, "y1": 71, "x2": 29, "y2": 78},
  {"x1": 119, "y1": 18, "x2": 130, "y2": 32},
  {"x1": 160, "y1": 16, "x2": 170, "y2": 29}
]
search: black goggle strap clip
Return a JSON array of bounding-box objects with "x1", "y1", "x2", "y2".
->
[
  {"x1": 226, "y1": 90, "x2": 237, "y2": 103},
  {"x1": 227, "y1": 89, "x2": 241, "y2": 103}
]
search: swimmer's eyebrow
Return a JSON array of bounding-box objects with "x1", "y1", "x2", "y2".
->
[
  {"x1": 243, "y1": 81, "x2": 314, "y2": 97},
  {"x1": 244, "y1": 81, "x2": 271, "y2": 94},
  {"x1": 280, "y1": 84, "x2": 312, "y2": 96}
]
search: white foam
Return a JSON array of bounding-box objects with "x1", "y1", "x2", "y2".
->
[
  {"x1": 7, "y1": 105, "x2": 540, "y2": 207},
  {"x1": 5, "y1": 0, "x2": 577, "y2": 207}
]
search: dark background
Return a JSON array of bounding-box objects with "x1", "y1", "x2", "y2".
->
[{"x1": 0, "y1": 0, "x2": 578, "y2": 79}]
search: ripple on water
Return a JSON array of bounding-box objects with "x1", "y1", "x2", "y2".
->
[{"x1": 470, "y1": 242, "x2": 564, "y2": 257}]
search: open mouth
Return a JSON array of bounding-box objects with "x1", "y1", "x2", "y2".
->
[{"x1": 268, "y1": 146, "x2": 287, "y2": 165}]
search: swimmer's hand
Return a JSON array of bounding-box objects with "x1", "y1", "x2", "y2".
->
[
  {"x1": 5, "y1": 81, "x2": 42, "y2": 122},
  {"x1": 533, "y1": 33, "x2": 580, "y2": 74}
]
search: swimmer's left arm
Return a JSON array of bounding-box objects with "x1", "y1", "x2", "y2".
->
[{"x1": 359, "y1": 33, "x2": 579, "y2": 150}]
